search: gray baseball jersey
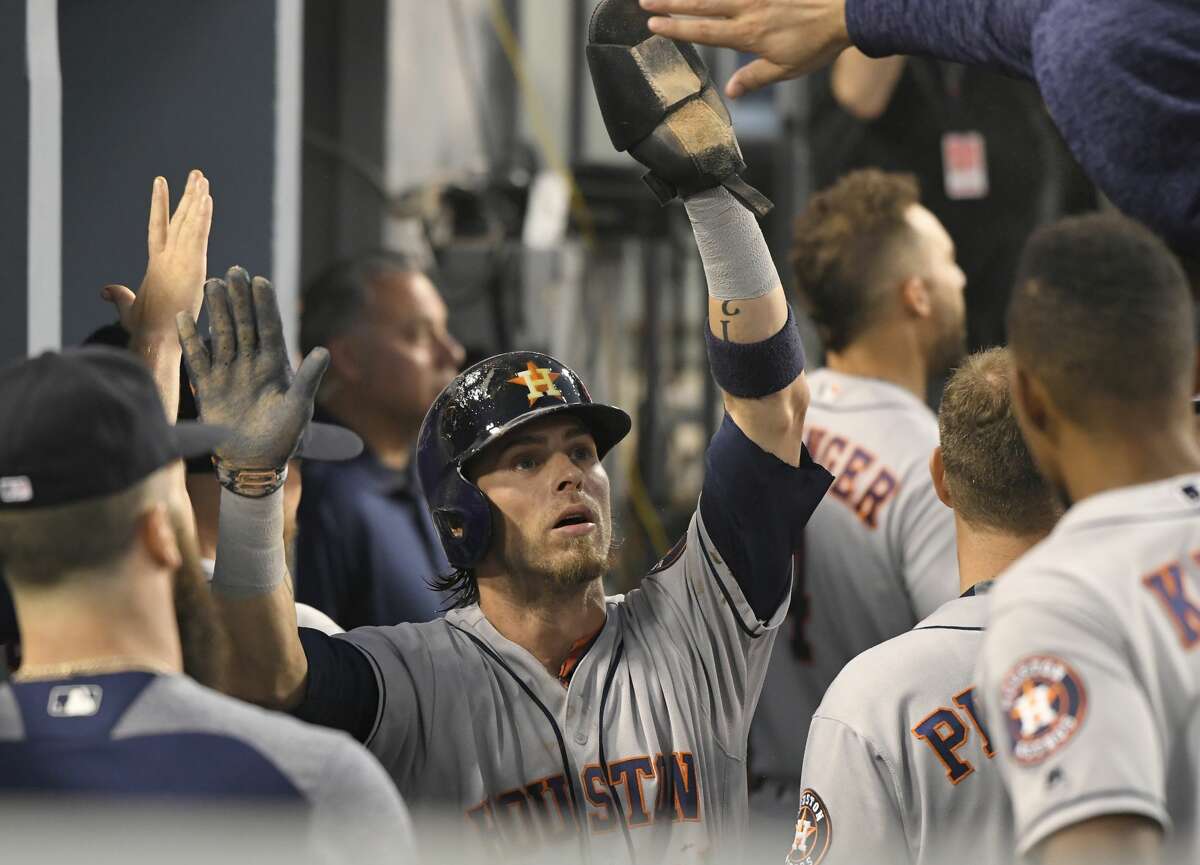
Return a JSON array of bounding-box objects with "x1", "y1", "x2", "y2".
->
[
  {"x1": 296, "y1": 414, "x2": 832, "y2": 862},
  {"x1": 751, "y1": 369, "x2": 958, "y2": 790},
  {"x1": 344, "y1": 511, "x2": 779, "y2": 863},
  {"x1": 794, "y1": 588, "x2": 1010, "y2": 865},
  {"x1": 978, "y1": 474, "x2": 1200, "y2": 860},
  {"x1": 0, "y1": 670, "x2": 414, "y2": 863}
]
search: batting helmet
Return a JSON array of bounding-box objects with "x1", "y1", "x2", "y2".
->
[{"x1": 416, "y1": 351, "x2": 631, "y2": 569}]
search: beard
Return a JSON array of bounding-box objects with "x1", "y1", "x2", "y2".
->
[
  {"x1": 930, "y1": 311, "x2": 968, "y2": 378},
  {"x1": 500, "y1": 511, "x2": 615, "y2": 600},
  {"x1": 170, "y1": 511, "x2": 230, "y2": 689}
]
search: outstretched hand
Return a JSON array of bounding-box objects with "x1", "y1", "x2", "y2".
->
[
  {"x1": 109, "y1": 170, "x2": 213, "y2": 340},
  {"x1": 177, "y1": 266, "x2": 330, "y2": 470},
  {"x1": 639, "y1": 0, "x2": 851, "y2": 97}
]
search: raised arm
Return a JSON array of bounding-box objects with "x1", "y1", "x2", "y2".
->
[
  {"x1": 177, "y1": 267, "x2": 329, "y2": 708},
  {"x1": 831, "y1": 50, "x2": 906, "y2": 121},
  {"x1": 120, "y1": 171, "x2": 213, "y2": 419},
  {"x1": 692, "y1": 189, "x2": 809, "y2": 465},
  {"x1": 586, "y1": 1, "x2": 831, "y2": 629},
  {"x1": 638, "y1": 0, "x2": 1039, "y2": 96},
  {"x1": 640, "y1": 0, "x2": 1200, "y2": 250}
]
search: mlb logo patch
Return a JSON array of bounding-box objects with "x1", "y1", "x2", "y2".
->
[
  {"x1": 47, "y1": 684, "x2": 103, "y2": 718},
  {"x1": 0, "y1": 476, "x2": 33, "y2": 504}
]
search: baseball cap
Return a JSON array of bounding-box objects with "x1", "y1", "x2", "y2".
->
[{"x1": 0, "y1": 347, "x2": 230, "y2": 509}]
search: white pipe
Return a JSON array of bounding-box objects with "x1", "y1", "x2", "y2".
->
[
  {"x1": 26, "y1": 0, "x2": 62, "y2": 354},
  {"x1": 273, "y1": 0, "x2": 304, "y2": 357}
]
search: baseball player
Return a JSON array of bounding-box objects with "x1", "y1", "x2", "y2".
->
[
  {"x1": 190, "y1": 4, "x2": 833, "y2": 861},
  {"x1": 0, "y1": 349, "x2": 412, "y2": 864},
  {"x1": 791, "y1": 348, "x2": 1060, "y2": 865},
  {"x1": 79, "y1": 320, "x2": 356, "y2": 636},
  {"x1": 0, "y1": 170, "x2": 412, "y2": 861},
  {"x1": 750, "y1": 170, "x2": 961, "y2": 819},
  {"x1": 976, "y1": 214, "x2": 1200, "y2": 864}
]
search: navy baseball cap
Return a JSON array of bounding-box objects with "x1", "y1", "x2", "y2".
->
[{"x1": 0, "y1": 347, "x2": 230, "y2": 509}]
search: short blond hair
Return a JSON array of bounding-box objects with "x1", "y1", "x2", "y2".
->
[
  {"x1": 0, "y1": 474, "x2": 161, "y2": 586},
  {"x1": 939, "y1": 348, "x2": 1059, "y2": 535}
]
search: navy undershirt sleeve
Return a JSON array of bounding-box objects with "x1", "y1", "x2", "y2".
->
[
  {"x1": 846, "y1": 0, "x2": 1043, "y2": 77},
  {"x1": 699, "y1": 414, "x2": 832, "y2": 620},
  {"x1": 294, "y1": 628, "x2": 380, "y2": 744}
]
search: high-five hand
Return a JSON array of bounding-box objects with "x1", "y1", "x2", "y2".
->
[
  {"x1": 639, "y1": 0, "x2": 851, "y2": 97},
  {"x1": 177, "y1": 267, "x2": 330, "y2": 476},
  {"x1": 110, "y1": 170, "x2": 213, "y2": 339}
]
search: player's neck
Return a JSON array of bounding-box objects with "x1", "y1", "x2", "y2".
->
[
  {"x1": 478, "y1": 579, "x2": 607, "y2": 678},
  {"x1": 953, "y1": 514, "x2": 1049, "y2": 594},
  {"x1": 1059, "y1": 418, "x2": 1200, "y2": 505},
  {"x1": 11, "y1": 568, "x2": 183, "y2": 675},
  {"x1": 319, "y1": 391, "x2": 418, "y2": 471},
  {"x1": 825, "y1": 329, "x2": 928, "y2": 401}
]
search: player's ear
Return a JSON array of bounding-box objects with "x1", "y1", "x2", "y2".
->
[
  {"x1": 929, "y1": 447, "x2": 952, "y2": 507},
  {"x1": 899, "y1": 276, "x2": 932, "y2": 320},
  {"x1": 325, "y1": 332, "x2": 365, "y2": 386},
  {"x1": 137, "y1": 503, "x2": 182, "y2": 572},
  {"x1": 1012, "y1": 365, "x2": 1056, "y2": 441}
]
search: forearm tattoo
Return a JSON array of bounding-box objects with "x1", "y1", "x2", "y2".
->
[{"x1": 719, "y1": 300, "x2": 741, "y2": 341}]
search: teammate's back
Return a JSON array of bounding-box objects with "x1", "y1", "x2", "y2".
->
[
  {"x1": 0, "y1": 335, "x2": 413, "y2": 864},
  {"x1": 754, "y1": 369, "x2": 955, "y2": 773},
  {"x1": 801, "y1": 592, "x2": 1006, "y2": 865},
  {"x1": 751, "y1": 171, "x2": 962, "y2": 805},
  {"x1": 0, "y1": 670, "x2": 412, "y2": 862},
  {"x1": 977, "y1": 214, "x2": 1200, "y2": 864},
  {"x1": 793, "y1": 348, "x2": 1060, "y2": 865},
  {"x1": 982, "y1": 476, "x2": 1200, "y2": 861}
]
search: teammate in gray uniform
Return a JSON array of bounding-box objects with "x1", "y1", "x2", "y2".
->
[
  {"x1": 750, "y1": 170, "x2": 962, "y2": 819},
  {"x1": 190, "y1": 4, "x2": 833, "y2": 861},
  {"x1": 792, "y1": 348, "x2": 1060, "y2": 865},
  {"x1": 977, "y1": 216, "x2": 1200, "y2": 865}
]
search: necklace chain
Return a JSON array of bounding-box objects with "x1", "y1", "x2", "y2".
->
[{"x1": 12, "y1": 656, "x2": 175, "y2": 682}]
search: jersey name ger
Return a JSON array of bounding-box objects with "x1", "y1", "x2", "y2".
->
[{"x1": 806, "y1": 424, "x2": 900, "y2": 529}]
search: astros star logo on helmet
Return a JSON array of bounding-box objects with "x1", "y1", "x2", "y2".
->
[{"x1": 508, "y1": 361, "x2": 564, "y2": 407}]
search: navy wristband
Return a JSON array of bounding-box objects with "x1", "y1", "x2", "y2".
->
[{"x1": 705, "y1": 305, "x2": 806, "y2": 398}]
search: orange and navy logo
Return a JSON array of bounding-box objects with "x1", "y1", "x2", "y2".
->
[
  {"x1": 1001, "y1": 655, "x2": 1087, "y2": 766},
  {"x1": 787, "y1": 788, "x2": 832, "y2": 865},
  {"x1": 507, "y1": 361, "x2": 564, "y2": 407}
]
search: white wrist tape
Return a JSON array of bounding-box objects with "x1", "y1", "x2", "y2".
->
[
  {"x1": 211, "y1": 486, "x2": 286, "y2": 598},
  {"x1": 684, "y1": 187, "x2": 780, "y2": 301}
]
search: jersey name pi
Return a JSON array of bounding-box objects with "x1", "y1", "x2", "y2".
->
[
  {"x1": 805, "y1": 426, "x2": 899, "y2": 529},
  {"x1": 465, "y1": 751, "x2": 701, "y2": 847},
  {"x1": 911, "y1": 686, "x2": 996, "y2": 785}
]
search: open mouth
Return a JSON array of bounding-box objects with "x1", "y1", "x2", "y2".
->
[{"x1": 552, "y1": 506, "x2": 596, "y2": 530}]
